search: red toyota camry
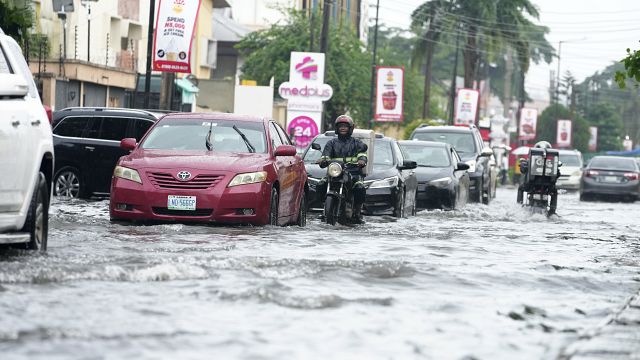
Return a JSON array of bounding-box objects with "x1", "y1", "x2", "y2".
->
[{"x1": 109, "y1": 113, "x2": 308, "y2": 226}]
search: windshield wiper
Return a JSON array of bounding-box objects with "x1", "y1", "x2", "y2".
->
[
  {"x1": 418, "y1": 164, "x2": 435, "y2": 167},
  {"x1": 232, "y1": 125, "x2": 256, "y2": 153},
  {"x1": 205, "y1": 121, "x2": 213, "y2": 151}
]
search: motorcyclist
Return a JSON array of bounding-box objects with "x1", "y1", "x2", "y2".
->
[
  {"x1": 517, "y1": 141, "x2": 560, "y2": 214},
  {"x1": 317, "y1": 115, "x2": 368, "y2": 223}
]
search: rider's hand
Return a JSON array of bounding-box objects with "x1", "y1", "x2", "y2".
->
[
  {"x1": 318, "y1": 160, "x2": 329, "y2": 168},
  {"x1": 357, "y1": 160, "x2": 366, "y2": 168}
]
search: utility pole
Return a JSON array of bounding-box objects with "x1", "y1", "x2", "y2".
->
[
  {"x1": 309, "y1": 4, "x2": 315, "y2": 51},
  {"x1": 448, "y1": 30, "x2": 461, "y2": 125},
  {"x1": 368, "y1": 0, "x2": 380, "y2": 129},
  {"x1": 319, "y1": 0, "x2": 333, "y2": 131},
  {"x1": 144, "y1": 0, "x2": 157, "y2": 109}
]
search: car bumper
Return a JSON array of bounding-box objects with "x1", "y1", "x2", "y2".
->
[
  {"x1": 556, "y1": 175, "x2": 581, "y2": 190},
  {"x1": 581, "y1": 178, "x2": 640, "y2": 198},
  {"x1": 109, "y1": 177, "x2": 272, "y2": 225},
  {"x1": 364, "y1": 186, "x2": 399, "y2": 214},
  {"x1": 416, "y1": 184, "x2": 454, "y2": 209}
]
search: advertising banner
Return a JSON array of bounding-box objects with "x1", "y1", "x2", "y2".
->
[
  {"x1": 152, "y1": 0, "x2": 202, "y2": 73},
  {"x1": 556, "y1": 119, "x2": 572, "y2": 148},
  {"x1": 588, "y1": 126, "x2": 598, "y2": 152},
  {"x1": 623, "y1": 137, "x2": 633, "y2": 151},
  {"x1": 374, "y1": 66, "x2": 404, "y2": 122},
  {"x1": 518, "y1": 108, "x2": 538, "y2": 141},
  {"x1": 280, "y1": 52, "x2": 332, "y2": 148},
  {"x1": 454, "y1": 88, "x2": 479, "y2": 126}
]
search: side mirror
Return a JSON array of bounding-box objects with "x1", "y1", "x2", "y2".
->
[
  {"x1": 120, "y1": 138, "x2": 137, "y2": 151},
  {"x1": 275, "y1": 144, "x2": 297, "y2": 157},
  {"x1": 558, "y1": 161, "x2": 563, "y2": 167},
  {"x1": 399, "y1": 160, "x2": 417, "y2": 170},
  {"x1": 480, "y1": 147, "x2": 494, "y2": 157},
  {"x1": 456, "y1": 162, "x2": 470, "y2": 171},
  {"x1": 311, "y1": 142, "x2": 321, "y2": 151}
]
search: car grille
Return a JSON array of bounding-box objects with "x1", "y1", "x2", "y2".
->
[
  {"x1": 147, "y1": 172, "x2": 223, "y2": 190},
  {"x1": 152, "y1": 207, "x2": 213, "y2": 217}
]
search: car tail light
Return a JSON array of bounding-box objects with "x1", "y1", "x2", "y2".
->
[
  {"x1": 43, "y1": 105, "x2": 53, "y2": 124},
  {"x1": 585, "y1": 170, "x2": 599, "y2": 177},
  {"x1": 624, "y1": 172, "x2": 639, "y2": 181}
]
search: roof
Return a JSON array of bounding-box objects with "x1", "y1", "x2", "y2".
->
[
  {"x1": 398, "y1": 140, "x2": 448, "y2": 148},
  {"x1": 160, "y1": 112, "x2": 266, "y2": 123},
  {"x1": 213, "y1": 11, "x2": 253, "y2": 42},
  {"x1": 413, "y1": 125, "x2": 475, "y2": 133},
  {"x1": 53, "y1": 107, "x2": 159, "y2": 119}
]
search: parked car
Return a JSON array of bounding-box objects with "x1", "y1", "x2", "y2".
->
[
  {"x1": 109, "y1": 113, "x2": 308, "y2": 226},
  {"x1": 580, "y1": 155, "x2": 640, "y2": 202},
  {"x1": 398, "y1": 140, "x2": 470, "y2": 210},
  {"x1": 410, "y1": 124, "x2": 496, "y2": 204},
  {"x1": 0, "y1": 27, "x2": 54, "y2": 251},
  {"x1": 304, "y1": 131, "x2": 418, "y2": 217},
  {"x1": 51, "y1": 107, "x2": 160, "y2": 198},
  {"x1": 556, "y1": 149, "x2": 584, "y2": 191}
]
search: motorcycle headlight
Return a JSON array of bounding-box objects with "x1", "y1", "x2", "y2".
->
[
  {"x1": 430, "y1": 177, "x2": 452, "y2": 187},
  {"x1": 369, "y1": 176, "x2": 399, "y2": 189},
  {"x1": 228, "y1": 171, "x2": 267, "y2": 187},
  {"x1": 113, "y1": 166, "x2": 142, "y2": 184},
  {"x1": 465, "y1": 159, "x2": 476, "y2": 173},
  {"x1": 327, "y1": 162, "x2": 343, "y2": 178}
]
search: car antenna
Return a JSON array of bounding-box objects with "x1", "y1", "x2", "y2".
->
[{"x1": 205, "y1": 121, "x2": 213, "y2": 151}]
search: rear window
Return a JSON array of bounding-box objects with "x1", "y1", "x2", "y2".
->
[
  {"x1": 412, "y1": 131, "x2": 477, "y2": 154},
  {"x1": 589, "y1": 157, "x2": 637, "y2": 171},
  {"x1": 559, "y1": 153, "x2": 582, "y2": 167},
  {"x1": 53, "y1": 117, "x2": 88, "y2": 137}
]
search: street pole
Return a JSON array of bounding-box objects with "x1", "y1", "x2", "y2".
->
[
  {"x1": 319, "y1": 0, "x2": 332, "y2": 130},
  {"x1": 88, "y1": 3, "x2": 91, "y2": 62},
  {"x1": 448, "y1": 29, "x2": 461, "y2": 125},
  {"x1": 368, "y1": 0, "x2": 380, "y2": 129},
  {"x1": 144, "y1": 0, "x2": 157, "y2": 109}
]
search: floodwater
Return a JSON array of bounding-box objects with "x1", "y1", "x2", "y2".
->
[{"x1": 0, "y1": 188, "x2": 639, "y2": 359}]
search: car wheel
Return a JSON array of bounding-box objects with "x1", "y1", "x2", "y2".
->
[
  {"x1": 268, "y1": 187, "x2": 279, "y2": 226},
  {"x1": 579, "y1": 193, "x2": 589, "y2": 202},
  {"x1": 474, "y1": 178, "x2": 483, "y2": 203},
  {"x1": 393, "y1": 188, "x2": 405, "y2": 218},
  {"x1": 54, "y1": 166, "x2": 85, "y2": 198},
  {"x1": 296, "y1": 193, "x2": 307, "y2": 227},
  {"x1": 23, "y1": 172, "x2": 48, "y2": 251},
  {"x1": 482, "y1": 179, "x2": 492, "y2": 205}
]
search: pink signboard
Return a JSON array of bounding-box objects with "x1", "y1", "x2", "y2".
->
[
  {"x1": 374, "y1": 66, "x2": 404, "y2": 122},
  {"x1": 287, "y1": 115, "x2": 319, "y2": 149}
]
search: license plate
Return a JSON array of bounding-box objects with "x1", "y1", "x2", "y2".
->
[
  {"x1": 167, "y1": 195, "x2": 196, "y2": 210},
  {"x1": 603, "y1": 176, "x2": 618, "y2": 182}
]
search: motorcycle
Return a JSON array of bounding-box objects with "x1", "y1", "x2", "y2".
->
[
  {"x1": 516, "y1": 147, "x2": 561, "y2": 216},
  {"x1": 321, "y1": 160, "x2": 360, "y2": 225}
]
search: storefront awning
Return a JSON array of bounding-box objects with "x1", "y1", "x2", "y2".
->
[{"x1": 175, "y1": 77, "x2": 199, "y2": 104}]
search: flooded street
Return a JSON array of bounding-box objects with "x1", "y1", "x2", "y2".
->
[{"x1": 1, "y1": 187, "x2": 639, "y2": 359}]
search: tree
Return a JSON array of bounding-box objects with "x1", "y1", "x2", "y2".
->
[
  {"x1": 615, "y1": 46, "x2": 640, "y2": 88},
  {"x1": 0, "y1": 0, "x2": 33, "y2": 47},
  {"x1": 583, "y1": 103, "x2": 624, "y2": 152},
  {"x1": 537, "y1": 104, "x2": 590, "y2": 152},
  {"x1": 236, "y1": 11, "x2": 370, "y2": 129}
]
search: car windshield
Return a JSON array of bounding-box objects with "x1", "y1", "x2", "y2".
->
[
  {"x1": 559, "y1": 154, "x2": 582, "y2": 167},
  {"x1": 401, "y1": 144, "x2": 450, "y2": 167},
  {"x1": 413, "y1": 131, "x2": 476, "y2": 154},
  {"x1": 374, "y1": 140, "x2": 394, "y2": 167},
  {"x1": 589, "y1": 157, "x2": 637, "y2": 171},
  {"x1": 303, "y1": 137, "x2": 331, "y2": 163},
  {"x1": 141, "y1": 118, "x2": 267, "y2": 153}
]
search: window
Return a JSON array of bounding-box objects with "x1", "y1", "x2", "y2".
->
[
  {"x1": 100, "y1": 117, "x2": 130, "y2": 141},
  {"x1": 414, "y1": 131, "x2": 477, "y2": 155},
  {"x1": 5, "y1": 40, "x2": 38, "y2": 98},
  {"x1": 373, "y1": 140, "x2": 394, "y2": 166},
  {"x1": 0, "y1": 44, "x2": 12, "y2": 74},
  {"x1": 83, "y1": 118, "x2": 102, "y2": 139},
  {"x1": 269, "y1": 123, "x2": 284, "y2": 149},
  {"x1": 303, "y1": 136, "x2": 331, "y2": 164},
  {"x1": 53, "y1": 117, "x2": 89, "y2": 137},
  {"x1": 274, "y1": 123, "x2": 292, "y2": 146},
  {"x1": 132, "y1": 119, "x2": 154, "y2": 141}
]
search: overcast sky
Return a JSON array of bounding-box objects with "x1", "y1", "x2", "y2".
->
[{"x1": 374, "y1": 0, "x2": 640, "y2": 102}]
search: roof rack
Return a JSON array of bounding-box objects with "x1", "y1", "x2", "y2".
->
[
  {"x1": 375, "y1": 133, "x2": 384, "y2": 138},
  {"x1": 57, "y1": 107, "x2": 158, "y2": 117}
]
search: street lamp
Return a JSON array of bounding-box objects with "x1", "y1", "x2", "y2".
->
[
  {"x1": 555, "y1": 37, "x2": 587, "y2": 106},
  {"x1": 81, "y1": 0, "x2": 99, "y2": 63}
]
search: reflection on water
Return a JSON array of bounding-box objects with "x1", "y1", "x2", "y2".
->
[{"x1": 0, "y1": 189, "x2": 639, "y2": 359}]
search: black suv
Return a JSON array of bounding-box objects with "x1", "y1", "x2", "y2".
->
[
  {"x1": 51, "y1": 107, "x2": 160, "y2": 198},
  {"x1": 410, "y1": 125, "x2": 496, "y2": 204}
]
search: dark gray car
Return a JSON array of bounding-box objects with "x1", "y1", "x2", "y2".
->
[{"x1": 580, "y1": 156, "x2": 640, "y2": 202}]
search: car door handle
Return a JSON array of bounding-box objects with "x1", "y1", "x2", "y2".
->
[
  {"x1": 31, "y1": 120, "x2": 41, "y2": 126},
  {"x1": 11, "y1": 121, "x2": 20, "y2": 127},
  {"x1": 85, "y1": 146, "x2": 95, "y2": 151}
]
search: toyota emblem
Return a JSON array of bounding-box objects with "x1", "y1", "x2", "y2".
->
[{"x1": 177, "y1": 171, "x2": 191, "y2": 181}]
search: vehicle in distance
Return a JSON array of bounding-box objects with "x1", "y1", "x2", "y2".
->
[
  {"x1": 556, "y1": 149, "x2": 583, "y2": 191},
  {"x1": 580, "y1": 155, "x2": 640, "y2": 202}
]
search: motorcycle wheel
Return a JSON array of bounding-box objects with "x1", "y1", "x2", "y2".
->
[{"x1": 324, "y1": 195, "x2": 338, "y2": 225}]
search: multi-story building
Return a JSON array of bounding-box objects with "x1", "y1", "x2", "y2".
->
[{"x1": 26, "y1": 0, "x2": 216, "y2": 110}]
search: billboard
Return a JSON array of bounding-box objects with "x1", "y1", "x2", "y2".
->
[
  {"x1": 374, "y1": 66, "x2": 404, "y2": 122},
  {"x1": 518, "y1": 108, "x2": 538, "y2": 141},
  {"x1": 454, "y1": 88, "x2": 479, "y2": 126},
  {"x1": 556, "y1": 119, "x2": 572, "y2": 148},
  {"x1": 152, "y1": 0, "x2": 202, "y2": 73},
  {"x1": 588, "y1": 126, "x2": 598, "y2": 152}
]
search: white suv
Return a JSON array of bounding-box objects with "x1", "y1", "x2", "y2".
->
[{"x1": 0, "y1": 28, "x2": 54, "y2": 251}]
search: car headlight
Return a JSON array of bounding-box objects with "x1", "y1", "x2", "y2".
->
[
  {"x1": 369, "y1": 176, "x2": 399, "y2": 189},
  {"x1": 113, "y1": 166, "x2": 142, "y2": 184},
  {"x1": 228, "y1": 171, "x2": 267, "y2": 187},
  {"x1": 430, "y1": 177, "x2": 452, "y2": 187},
  {"x1": 327, "y1": 162, "x2": 343, "y2": 178},
  {"x1": 465, "y1": 159, "x2": 476, "y2": 173}
]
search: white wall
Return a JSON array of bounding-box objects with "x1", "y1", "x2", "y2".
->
[{"x1": 227, "y1": 0, "x2": 298, "y2": 30}]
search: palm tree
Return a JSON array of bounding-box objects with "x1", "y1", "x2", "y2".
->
[{"x1": 411, "y1": 0, "x2": 451, "y2": 119}]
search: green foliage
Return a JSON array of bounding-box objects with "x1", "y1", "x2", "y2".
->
[
  {"x1": 0, "y1": 0, "x2": 33, "y2": 46},
  {"x1": 537, "y1": 104, "x2": 590, "y2": 152},
  {"x1": 236, "y1": 11, "x2": 370, "y2": 128},
  {"x1": 615, "y1": 47, "x2": 640, "y2": 88},
  {"x1": 583, "y1": 103, "x2": 624, "y2": 151},
  {"x1": 403, "y1": 118, "x2": 444, "y2": 139},
  {"x1": 27, "y1": 33, "x2": 50, "y2": 60}
]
